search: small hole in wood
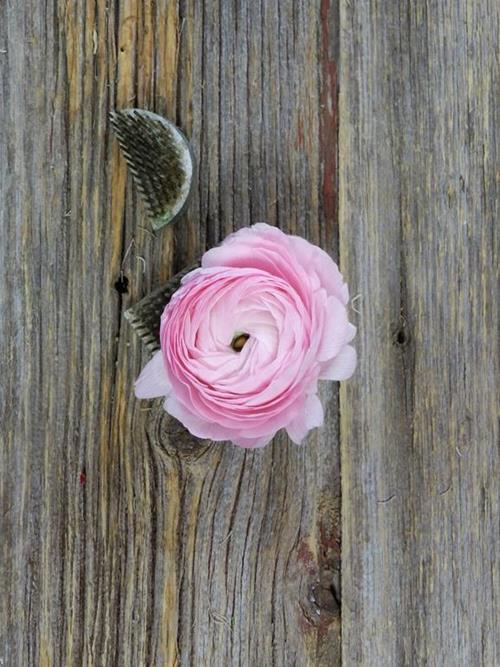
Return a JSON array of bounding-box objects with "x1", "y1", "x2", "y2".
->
[
  {"x1": 394, "y1": 328, "x2": 409, "y2": 347},
  {"x1": 114, "y1": 275, "x2": 129, "y2": 294}
]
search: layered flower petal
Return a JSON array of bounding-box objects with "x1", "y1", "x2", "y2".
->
[
  {"x1": 286, "y1": 393, "x2": 325, "y2": 445},
  {"x1": 135, "y1": 350, "x2": 171, "y2": 398},
  {"x1": 320, "y1": 345, "x2": 357, "y2": 381},
  {"x1": 317, "y1": 296, "x2": 350, "y2": 362}
]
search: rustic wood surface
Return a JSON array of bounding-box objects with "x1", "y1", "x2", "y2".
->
[
  {"x1": 1, "y1": 0, "x2": 498, "y2": 666},
  {"x1": 0, "y1": 1, "x2": 341, "y2": 665},
  {"x1": 339, "y1": 0, "x2": 499, "y2": 665}
]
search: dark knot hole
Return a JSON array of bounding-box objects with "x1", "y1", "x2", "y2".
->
[{"x1": 394, "y1": 327, "x2": 410, "y2": 347}]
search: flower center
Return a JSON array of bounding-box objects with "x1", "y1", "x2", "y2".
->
[{"x1": 231, "y1": 332, "x2": 250, "y2": 352}]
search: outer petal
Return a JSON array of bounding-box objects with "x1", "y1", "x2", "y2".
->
[
  {"x1": 320, "y1": 345, "x2": 357, "y2": 381},
  {"x1": 231, "y1": 435, "x2": 273, "y2": 449},
  {"x1": 164, "y1": 396, "x2": 246, "y2": 442},
  {"x1": 166, "y1": 392, "x2": 276, "y2": 446},
  {"x1": 287, "y1": 234, "x2": 349, "y2": 304},
  {"x1": 286, "y1": 393, "x2": 324, "y2": 445},
  {"x1": 345, "y1": 323, "x2": 357, "y2": 342},
  {"x1": 317, "y1": 296, "x2": 349, "y2": 362},
  {"x1": 135, "y1": 351, "x2": 171, "y2": 399}
]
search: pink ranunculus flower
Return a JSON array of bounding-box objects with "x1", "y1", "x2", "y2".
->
[{"x1": 135, "y1": 223, "x2": 356, "y2": 448}]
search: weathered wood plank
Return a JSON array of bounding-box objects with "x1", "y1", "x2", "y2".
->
[
  {"x1": 0, "y1": 1, "x2": 341, "y2": 665},
  {"x1": 339, "y1": 1, "x2": 499, "y2": 665}
]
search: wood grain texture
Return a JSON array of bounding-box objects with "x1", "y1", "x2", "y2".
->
[
  {"x1": 339, "y1": 1, "x2": 499, "y2": 665},
  {"x1": 0, "y1": 1, "x2": 341, "y2": 665}
]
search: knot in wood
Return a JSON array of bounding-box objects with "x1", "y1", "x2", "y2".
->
[{"x1": 147, "y1": 409, "x2": 214, "y2": 462}]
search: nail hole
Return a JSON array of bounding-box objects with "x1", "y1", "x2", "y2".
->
[
  {"x1": 393, "y1": 328, "x2": 409, "y2": 347},
  {"x1": 114, "y1": 275, "x2": 129, "y2": 294}
]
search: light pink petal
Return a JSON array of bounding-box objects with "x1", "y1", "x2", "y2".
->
[
  {"x1": 180, "y1": 266, "x2": 204, "y2": 284},
  {"x1": 345, "y1": 323, "x2": 357, "y2": 342},
  {"x1": 317, "y1": 296, "x2": 349, "y2": 362},
  {"x1": 164, "y1": 396, "x2": 244, "y2": 441},
  {"x1": 232, "y1": 435, "x2": 273, "y2": 449},
  {"x1": 164, "y1": 395, "x2": 216, "y2": 439},
  {"x1": 286, "y1": 393, "x2": 324, "y2": 445},
  {"x1": 165, "y1": 395, "x2": 274, "y2": 446},
  {"x1": 135, "y1": 351, "x2": 171, "y2": 399},
  {"x1": 320, "y1": 345, "x2": 357, "y2": 381},
  {"x1": 287, "y1": 235, "x2": 348, "y2": 304}
]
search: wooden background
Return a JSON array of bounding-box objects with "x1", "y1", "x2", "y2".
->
[{"x1": 0, "y1": 1, "x2": 497, "y2": 666}]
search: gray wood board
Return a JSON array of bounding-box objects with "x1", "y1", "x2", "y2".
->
[{"x1": 339, "y1": 0, "x2": 499, "y2": 665}]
